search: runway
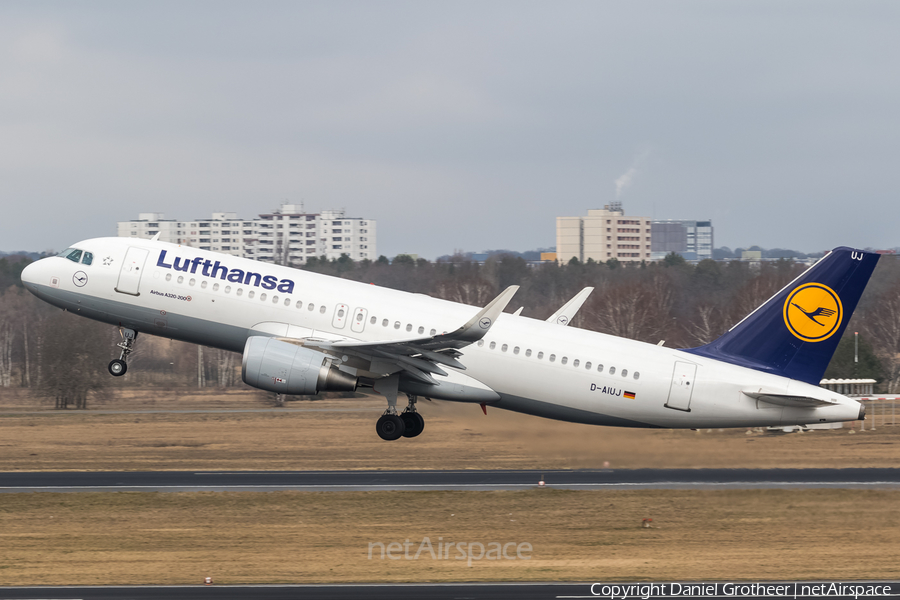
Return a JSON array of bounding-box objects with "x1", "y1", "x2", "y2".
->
[
  {"x1": 1, "y1": 468, "x2": 899, "y2": 493},
  {"x1": 1, "y1": 582, "x2": 898, "y2": 600},
  {"x1": 0, "y1": 583, "x2": 585, "y2": 600}
]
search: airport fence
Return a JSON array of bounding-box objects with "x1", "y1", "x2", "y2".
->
[{"x1": 857, "y1": 397, "x2": 898, "y2": 431}]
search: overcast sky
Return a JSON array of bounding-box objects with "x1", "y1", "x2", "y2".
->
[{"x1": 1, "y1": 1, "x2": 898, "y2": 258}]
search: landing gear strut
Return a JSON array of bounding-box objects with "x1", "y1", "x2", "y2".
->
[{"x1": 108, "y1": 328, "x2": 137, "y2": 377}]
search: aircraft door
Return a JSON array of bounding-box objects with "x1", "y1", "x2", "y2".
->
[
  {"x1": 115, "y1": 247, "x2": 149, "y2": 296},
  {"x1": 351, "y1": 307, "x2": 368, "y2": 333},
  {"x1": 332, "y1": 303, "x2": 349, "y2": 329},
  {"x1": 665, "y1": 361, "x2": 696, "y2": 412}
]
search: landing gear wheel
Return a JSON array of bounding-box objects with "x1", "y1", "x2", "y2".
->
[
  {"x1": 108, "y1": 359, "x2": 127, "y2": 377},
  {"x1": 109, "y1": 328, "x2": 137, "y2": 378},
  {"x1": 401, "y1": 412, "x2": 425, "y2": 438},
  {"x1": 376, "y1": 414, "x2": 406, "y2": 441}
]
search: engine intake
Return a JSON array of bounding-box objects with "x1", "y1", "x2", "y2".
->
[{"x1": 242, "y1": 336, "x2": 357, "y2": 395}]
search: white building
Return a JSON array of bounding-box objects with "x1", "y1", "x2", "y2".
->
[
  {"x1": 556, "y1": 203, "x2": 652, "y2": 264},
  {"x1": 117, "y1": 204, "x2": 376, "y2": 266}
]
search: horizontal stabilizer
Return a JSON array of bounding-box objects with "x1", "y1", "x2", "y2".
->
[
  {"x1": 743, "y1": 391, "x2": 838, "y2": 408},
  {"x1": 547, "y1": 287, "x2": 594, "y2": 326}
]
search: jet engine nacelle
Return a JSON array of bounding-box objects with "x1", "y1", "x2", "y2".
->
[{"x1": 241, "y1": 336, "x2": 358, "y2": 395}]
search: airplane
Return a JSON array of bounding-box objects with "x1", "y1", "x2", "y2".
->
[{"x1": 20, "y1": 238, "x2": 877, "y2": 440}]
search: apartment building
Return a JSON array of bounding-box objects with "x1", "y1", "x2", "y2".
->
[
  {"x1": 117, "y1": 204, "x2": 376, "y2": 266},
  {"x1": 556, "y1": 203, "x2": 652, "y2": 263}
]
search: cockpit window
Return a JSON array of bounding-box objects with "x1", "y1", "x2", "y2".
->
[
  {"x1": 62, "y1": 248, "x2": 83, "y2": 263},
  {"x1": 82, "y1": 252, "x2": 93, "y2": 265}
]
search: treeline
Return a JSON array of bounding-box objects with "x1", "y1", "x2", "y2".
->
[{"x1": 1, "y1": 253, "x2": 899, "y2": 409}]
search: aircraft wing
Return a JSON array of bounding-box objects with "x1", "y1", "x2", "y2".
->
[
  {"x1": 287, "y1": 286, "x2": 519, "y2": 385},
  {"x1": 546, "y1": 287, "x2": 594, "y2": 326},
  {"x1": 743, "y1": 391, "x2": 840, "y2": 408}
]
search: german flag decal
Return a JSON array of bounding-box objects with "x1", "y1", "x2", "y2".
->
[{"x1": 624, "y1": 391, "x2": 636, "y2": 399}]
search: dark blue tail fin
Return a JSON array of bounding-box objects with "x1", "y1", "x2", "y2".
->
[{"x1": 684, "y1": 247, "x2": 880, "y2": 385}]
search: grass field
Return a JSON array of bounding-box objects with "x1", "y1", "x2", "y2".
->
[
  {"x1": 1, "y1": 389, "x2": 898, "y2": 585},
  {"x1": 0, "y1": 489, "x2": 898, "y2": 585},
  {"x1": 0, "y1": 389, "x2": 898, "y2": 471}
]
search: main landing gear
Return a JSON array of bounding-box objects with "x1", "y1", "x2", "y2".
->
[
  {"x1": 108, "y1": 328, "x2": 137, "y2": 377},
  {"x1": 375, "y1": 395, "x2": 426, "y2": 441}
]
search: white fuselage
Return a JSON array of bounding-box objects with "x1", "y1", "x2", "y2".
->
[{"x1": 22, "y1": 237, "x2": 862, "y2": 428}]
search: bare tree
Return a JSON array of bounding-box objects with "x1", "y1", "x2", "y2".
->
[
  {"x1": 860, "y1": 284, "x2": 900, "y2": 393},
  {"x1": 38, "y1": 312, "x2": 111, "y2": 409},
  {"x1": 586, "y1": 273, "x2": 675, "y2": 344},
  {"x1": 685, "y1": 303, "x2": 729, "y2": 346}
]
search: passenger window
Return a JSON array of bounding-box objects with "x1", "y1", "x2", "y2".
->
[
  {"x1": 549, "y1": 354, "x2": 556, "y2": 363},
  {"x1": 513, "y1": 347, "x2": 520, "y2": 355},
  {"x1": 430, "y1": 329, "x2": 436, "y2": 336},
  {"x1": 537, "y1": 352, "x2": 544, "y2": 360},
  {"x1": 525, "y1": 349, "x2": 532, "y2": 357},
  {"x1": 418, "y1": 326, "x2": 424, "y2": 334},
  {"x1": 573, "y1": 359, "x2": 579, "y2": 367},
  {"x1": 320, "y1": 305, "x2": 326, "y2": 314},
  {"x1": 201, "y1": 281, "x2": 207, "y2": 289},
  {"x1": 370, "y1": 316, "x2": 377, "y2": 324},
  {"x1": 308, "y1": 303, "x2": 315, "y2": 311},
  {"x1": 394, "y1": 321, "x2": 400, "y2": 329},
  {"x1": 609, "y1": 366, "x2": 616, "y2": 375},
  {"x1": 177, "y1": 276, "x2": 184, "y2": 284},
  {"x1": 166, "y1": 273, "x2": 172, "y2": 282},
  {"x1": 284, "y1": 298, "x2": 290, "y2": 306},
  {"x1": 585, "y1": 362, "x2": 592, "y2": 370},
  {"x1": 489, "y1": 341, "x2": 496, "y2": 350},
  {"x1": 296, "y1": 301, "x2": 303, "y2": 308},
  {"x1": 249, "y1": 291, "x2": 255, "y2": 299},
  {"x1": 237, "y1": 288, "x2": 243, "y2": 296},
  {"x1": 477, "y1": 340, "x2": 484, "y2": 347},
  {"x1": 634, "y1": 372, "x2": 640, "y2": 380},
  {"x1": 621, "y1": 369, "x2": 628, "y2": 377},
  {"x1": 260, "y1": 293, "x2": 267, "y2": 301},
  {"x1": 597, "y1": 364, "x2": 604, "y2": 373},
  {"x1": 213, "y1": 283, "x2": 219, "y2": 291},
  {"x1": 225, "y1": 286, "x2": 231, "y2": 293},
  {"x1": 65, "y1": 249, "x2": 83, "y2": 263},
  {"x1": 561, "y1": 356, "x2": 567, "y2": 365},
  {"x1": 501, "y1": 344, "x2": 508, "y2": 352},
  {"x1": 406, "y1": 324, "x2": 412, "y2": 332},
  {"x1": 357, "y1": 313, "x2": 364, "y2": 322},
  {"x1": 81, "y1": 252, "x2": 93, "y2": 265}
]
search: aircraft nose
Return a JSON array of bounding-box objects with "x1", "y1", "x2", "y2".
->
[{"x1": 20, "y1": 260, "x2": 39, "y2": 286}]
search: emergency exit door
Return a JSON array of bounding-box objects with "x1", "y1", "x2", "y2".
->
[{"x1": 665, "y1": 361, "x2": 697, "y2": 412}]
